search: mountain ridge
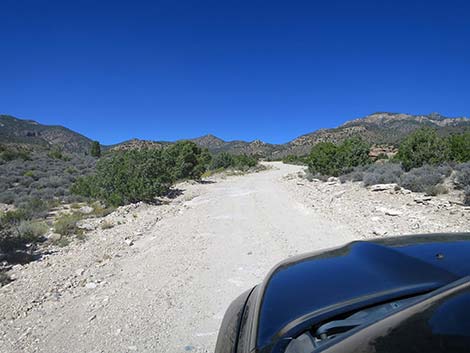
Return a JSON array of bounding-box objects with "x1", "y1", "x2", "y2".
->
[{"x1": 1, "y1": 112, "x2": 469, "y2": 157}]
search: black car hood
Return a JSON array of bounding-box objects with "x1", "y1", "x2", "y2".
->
[{"x1": 254, "y1": 233, "x2": 470, "y2": 352}]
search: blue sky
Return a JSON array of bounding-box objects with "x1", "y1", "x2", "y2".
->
[{"x1": 1, "y1": 0, "x2": 469, "y2": 144}]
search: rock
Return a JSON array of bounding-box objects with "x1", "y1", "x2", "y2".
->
[
  {"x1": 401, "y1": 189, "x2": 412, "y2": 194},
  {"x1": 385, "y1": 209, "x2": 402, "y2": 216},
  {"x1": 412, "y1": 222, "x2": 421, "y2": 229},
  {"x1": 370, "y1": 184, "x2": 399, "y2": 192},
  {"x1": 372, "y1": 228, "x2": 388, "y2": 236},
  {"x1": 48, "y1": 233, "x2": 62, "y2": 242},
  {"x1": 377, "y1": 207, "x2": 402, "y2": 216},
  {"x1": 85, "y1": 282, "x2": 97, "y2": 289},
  {"x1": 414, "y1": 196, "x2": 432, "y2": 204},
  {"x1": 327, "y1": 177, "x2": 339, "y2": 183},
  {"x1": 76, "y1": 219, "x2": 98, "y2": 231},
  {"x1": 124, "y1": 239, "x2": 134, "y2": 247},
  {"x1": 12, "y1": 264, "x2": 23, "y2": 271},
  {"x1": 370, "y1": 216, "x2": 382, "y2": 222},
  {"x1": 79, "y1": 206, "x2": 94, "y2": 214},
  {"x1": 75, "y1": 268, "x2": 85, "y2": 277},
  {"x1": 88, "y1": 314, "x2": 96, "y2": 321}
]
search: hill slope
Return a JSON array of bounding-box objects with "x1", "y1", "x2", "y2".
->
[
  {"x1": 0, "y1": 115, "x2": 93, "y2": 153},
  {"x1": 1, "y1": 112, "x2": 469, "y2": 157},
  {"x1": 284, "y1": 112, "x2": 470, "y2": 156}
]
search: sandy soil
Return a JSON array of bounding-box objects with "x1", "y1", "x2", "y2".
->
[{"x1": 0, "y1": 162, "x2": 468, "y2": 353}]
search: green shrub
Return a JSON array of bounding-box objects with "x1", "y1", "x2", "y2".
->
[
  {"x1": 0, "y1": 145, "x2": 31, "y2": 161},
  {"x1": 425, "y1": 184, "x2": 448, "y2": 196},
  {"x1": 17, "y1": 221, "x2": 48, "y2": 242},
  {"x1": 233, "y1": 154, "x2": 257, "y2": 170},
  {"x1": 23, "y1": 170, "x2": 35, "y2": 178},
  {"x1": 54, "y1": 213, "x2": 83, "y2": 236},
  {"x1": 163, "y1": 141, "x2": 210, "y2": 180},
  {"x1": 210, "y1": 152, "x2": 235, "y2": 170},
  {"x1": 21, "y1": 198, "x2": 50, "y2": 219},
  {"x1": 396, "y1": 128, "x2": 450, "y2": 170},
  {"x1": 1, "y1": 209, "x2": 28, "y2": 226},
  {"x1": 72, "y1": 149, "x2": 174, "y2": 206},
  {"x1": 90, "y1": 141, "x2": 101, "y2": 158},
  {"x1": 307, "y1": 142, "x2": 340, "y2": 176},
  {"x1": 399, "y1": 165, "x2": 446, "y2": 192},
  {"x1": 282, "y1": 155, "x2": 306, "y2": 165},
  {"x1": 208, "y1": 152, "x2": 257, "y2": 171},
  {"x1": 47, "y1": 148, "x2": 64, "y2": 160},
  {"x1": 307, "y1": 137, "x2": 371, "y2": 176},
  {"x1": 362, "y1": 163, "x2": 404, "y2": 186},
  {"x1": 454, "y1": 163, "x2": 470, "y2": 189},
  {"x1": 447, "y1": 132, "x2": 470, "y2": 163}
]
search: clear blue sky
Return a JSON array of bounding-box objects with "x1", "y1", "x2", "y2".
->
[{"x1": 1, "y1": 0, "x2": 469, "y2": 144}]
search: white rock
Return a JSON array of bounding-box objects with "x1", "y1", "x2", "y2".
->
[
  {"x1": 370, "y1": 184, "x2": 399, "y2": 192},
  {"x1": 75, "y1": 268, "x2": 85, "y2": 277},
  {"x1": 385, "y1": 209, "x2": 402, "y2": 216},
  {"x1": 79, "y1": 206, "x2": 94, "y2": 214},
  {"x1": 124, "y1": 239, "x2": 134, "y2": 246},
  {"x1": 372, "y1": 228, "x2": 388, "y2": 236},
  {"x1": 85, "y1": 282, "x2": 97, "y2": 289},
  {"x1": 48, "y1": 233, "x2": 62, "y2": 242},
  {"x1": 76, "y1": 219, "x2": 98, "y2": 231},
  {"x1": 377, "y1": 207, "x2": 402, "y2": 216},
  {"x1": 12, "y1": 264, "x2": 23, "y2": 271}
]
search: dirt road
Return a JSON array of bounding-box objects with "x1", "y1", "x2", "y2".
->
[{"x1": 0, "y1": 163, "x2": 364, "y2": 352}]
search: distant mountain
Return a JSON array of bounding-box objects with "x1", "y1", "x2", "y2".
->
[
  {"x1": 0, "y1": 115, "x2": 93, "y2": 153},
  {"x1": 107, "y1": 138, "x2": 171, "y2": 152},
  {"x1": 1, "y1": 112, "x2": 469, "y2": 157},
  {"x1": 189, "y1": 134, "x2": 280, "y2": 155},
  {"x1": 190, "y1": 134, "x2": 226, "y2": 149},
  {"x1": 283, "y1": 112, "x2": 470, "y2": 156}
]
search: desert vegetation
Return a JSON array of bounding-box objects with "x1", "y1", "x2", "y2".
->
[
  {"x1": 304, "y1": 129, "x2": 470, "y2": 204},
  {"x1": 0, "y1": 141, "x2": 261, "y2": 279},
  {"x1": 0, "y1": 145, "x2": 96, "y2": 207}
]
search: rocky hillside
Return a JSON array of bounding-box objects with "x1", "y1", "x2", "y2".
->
[
  {"x1": 2, "y1": 112, "x2": 469, "y2": 157},
  {"x1": 0, "y1": 115, "x2": 93, "y2": 153},
  {"x1": 108, "y1": 138, "x2": 171, "y2": 152},
  {"x1": 190, "y1": 134, "x2": 281, "y2": 155},
  {"x1": 284, "y1": 112, "x2": 470, "y2": 156}
]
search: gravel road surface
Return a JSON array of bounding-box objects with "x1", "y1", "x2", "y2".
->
[{"x1": 6, "y1": 162, "x2": 463, "y2": 353}]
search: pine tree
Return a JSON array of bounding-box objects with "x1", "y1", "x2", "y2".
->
[{"x1": 90, "y1": 141, "x2": 101, "y2": 158}]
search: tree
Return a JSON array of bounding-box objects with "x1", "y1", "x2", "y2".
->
[
  {"x1": 307, "y1": 137, "x2": 371, "y2": 176},
  {"x1": 337, "y1": 137, "x2": 371, "y2": 170},
  {"x1": 307, "y1": 142, "x2": 340, "y2": 176},
  {"x1": 90, "y1": 141, "x2": 101, "y2": 158},
  {"x1": 71, "y1": 149, "x2": 173, "y2": 206},
  {"x1": 447, "y1": 132, "x2": 470, "y2": 163},
  {"x1": 163, "y1": 141, "x2": 210, "y2": 180},
  {"x1": 210, "y1": 152, "x2": 235, "y2": 170},
  {"x1": 396, "y1": 128, "x2": 450, "y2": 170}
]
